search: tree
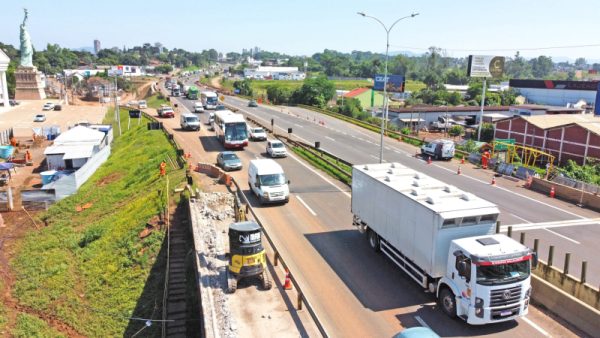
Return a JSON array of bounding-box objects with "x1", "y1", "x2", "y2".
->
[
  {"x1": 337, "y1": 97, "x2": 362, "y2": 118},
  {"x1": 530, "y1": 55, "x2": 553, "y2": 78},
  {"x1": 448, "y1": 125, "x2": 464, "y2": 138},
  {"x1": 291, "y1": 76, "x2": 335, "y2": 107},
  {"x1": 233, "y1": 79, "x2": 254, "y2": 97},
  {"x1": 574, "y1": 58, "x2": 587, "y2": 69},
  {"x1": 154, "y1": 64, "x2": 173, "y2": 74},
  {"x1": 480, "y1": 123, "x2": 495, "y2": 142},
  {"x1": 266, "y1": 85, "x2": 291, "y2": 104}
]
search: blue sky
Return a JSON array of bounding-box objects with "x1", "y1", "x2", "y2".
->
[{"x1": 1, "y1": 0, "x2": 600, "y2": 61}]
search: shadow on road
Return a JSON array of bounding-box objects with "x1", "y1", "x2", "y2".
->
[{"x1": 199, "y1": 135, "x2": 223, "y2": 153}]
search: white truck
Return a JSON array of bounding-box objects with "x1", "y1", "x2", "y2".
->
[
  {"x1": 421, "y1": 139, "x2": 455, "y2": 160},
  {"x1": 352, "y1": 162, "x2": 535, "y2": 325}
]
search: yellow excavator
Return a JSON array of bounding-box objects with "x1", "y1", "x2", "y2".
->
[{"x1": 226, "y1": 221, "x2": 272, "y2": 293}]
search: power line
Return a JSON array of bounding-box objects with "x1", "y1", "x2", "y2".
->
[{"x1": 388, "y1": 43, "x2": 600, "y2": 53}]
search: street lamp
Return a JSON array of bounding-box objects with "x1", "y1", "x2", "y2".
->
[{"x1": 358, "y1": 11, "x2": 419, "y2": 163}]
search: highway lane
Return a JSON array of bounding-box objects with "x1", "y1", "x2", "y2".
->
[
  {"x1": 221, "y1": 95, "x2": 600, "y2": 287},
  {"x1": 163, "y1": 85, "x2": 579, "y2": 337}
]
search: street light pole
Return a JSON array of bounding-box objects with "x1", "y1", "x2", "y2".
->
[{"x1": 358, "y1": 12, "x2": 419, "y2": 163}]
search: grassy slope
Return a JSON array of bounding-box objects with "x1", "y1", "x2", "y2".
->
[{"x1": 10, "y1": 108, "x2": 185, "y2": 336}]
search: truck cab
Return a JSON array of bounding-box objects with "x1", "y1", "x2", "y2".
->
[{"x1": 439, "y1": 234, "x2": 533, "y2": 325}]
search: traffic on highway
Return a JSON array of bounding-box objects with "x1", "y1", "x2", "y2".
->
[{"x1": 154, "y1": 75, "x2": 591, "y2": 337}]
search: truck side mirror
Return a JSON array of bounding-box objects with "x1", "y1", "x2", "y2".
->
[
  {"x1": 457, "y1": 261, "x2": 468, "y2": 277},
  {"x1": 287, "y1": 180, "x2": 291, "y2": 185},
  {"x1": 531, "y1": 252, "x2": 538, "y2": 269}
]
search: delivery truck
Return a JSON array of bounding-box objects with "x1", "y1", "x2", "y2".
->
[{"x1": 351, "y1": 162, "x2": 535, "y2": 325}]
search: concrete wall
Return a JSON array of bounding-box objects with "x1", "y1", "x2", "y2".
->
[
  {"x1": 531, "y1": 275, "x2": 600, "y2": 337},
  {"x1": 531, "y1": 177, "x2": 600, "y2": 212}
]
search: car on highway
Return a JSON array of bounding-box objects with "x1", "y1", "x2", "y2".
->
[
  {"x1": 205, "y1": 112, "x2": 215, "y2": 125},
  {"x1": 248, "y1": 100, "x2": 258, "y2": 107},
  {"x1": 216, "y1": 151, "x2": 242, "y2": 171},
  {"x1": 42, "y1": 102, "x2": 55, "y2": 111},
  {"x1": 138, "y1": 100, "x2": 147, "y2": 109},
  {"x1": 194, "y1": 102, "x2": 204, "y2": 113},
  {"x1": 0, "y1": 99, "x2": 19, "y2": 107},
  {"x1": 157, "y1": 105, "x2": 175, "y2": 118},
  {"x1": 53, "y1": 104, "x2": 62, "y2": 111},
  {"x1": 420, "y1": 139, "x2": 455, "y2": 160},
  {"x1": 393, "y1": 327, "x2": 440, "y2": 338},
  {"x1": 215, "y1": 104, "x2": 226, "y2": 111},
  {"x1": 33, "y1": 114, "x2": 46, "y2": 122},
  {"x1": 127, "y1": 100, "x2": 137, "y2": 107},
  {"x1": 248, "y1": 127, "x2": 267, "y2": 141},
  {"x1": 266, "y1": 139, "x2": 287, "y2": 158}
]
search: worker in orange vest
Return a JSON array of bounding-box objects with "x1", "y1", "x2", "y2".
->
[
  {"x1": 25, "y1": 150, "x2": 32, "y2": 162},
  {"x1": 10, "y1": 136, "x2": 17, "y2": 147},
  {"x1": 482, "y1": 150, "x2": 490, "y2": 169},
  {"x1": 159, "y1": 161, "x2": 166, "y2": 177}
]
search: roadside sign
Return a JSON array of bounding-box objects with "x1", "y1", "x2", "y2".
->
[
  {"x1": 595, "y1": 82, "x2": 600, "y2": 116},
  {"x1": 467, "y1": 55, "x2": 505, "y2": 78},
  {"x1": 373, "y1": 74, "x2": 405, "y2": 92},
  {"x1": 219, "y1": 95, "x2": 225, "y2": 101}
]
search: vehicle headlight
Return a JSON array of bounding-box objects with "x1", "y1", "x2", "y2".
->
[
  {"x1": 475, "y1": 297, "x2": 484, "y2": 308},
  {"x1": 263, "y1": 192, "x2": 269, "y2": 198},
  {"x1": 526, "y1": 287, "x2": 532, "y2": 298},
  {"x1": 475, "y1": 307, "x2": 484, "y2": 318}
]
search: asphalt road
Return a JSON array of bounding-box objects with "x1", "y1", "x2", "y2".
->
[
  {"x1": 159, "y1": 80, "x2": 582, "y2": 338},
  {"x1": 219, "y1": 94, "x2": 600, "y2": 289}
]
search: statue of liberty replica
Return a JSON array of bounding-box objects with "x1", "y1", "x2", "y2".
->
[{"x1": 15, "y1": 8, "x2": 46, "y2": 100}]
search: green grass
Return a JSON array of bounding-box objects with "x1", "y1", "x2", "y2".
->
[
  {"x1": 292, "y1": 146, "x2": 352, "y2": 185},
  {"x1": 405, "y1": 80, "x2": 426, "y2": 92},
  {"x1": 0, "y1": 279, "x2": 5, "y2": 333},
  {"x1": 10, "y1": 108, "x2": 186, "y2": 336},
  {"x1": 12, "y1": 313, "x2": 66, "y2": 338},
  {"x1": 146, "y1": 94, "x2": 170, "y2": 109}
]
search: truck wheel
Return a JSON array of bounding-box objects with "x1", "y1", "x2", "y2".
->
[
  {"x1": 368, "y1": 230, "x2": 380, "y2": 252},
  {"x1": 439, "y1": 287, "x2": 457, "y2": 318}
]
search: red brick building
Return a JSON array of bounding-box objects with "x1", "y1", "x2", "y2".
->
[{"x1": 494, "y1": 114, "x2": 600, "y2": 165}]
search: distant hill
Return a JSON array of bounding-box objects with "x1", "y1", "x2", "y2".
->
[{"x1": 389, "y1": 50, "x2": 422, "y2": 57}]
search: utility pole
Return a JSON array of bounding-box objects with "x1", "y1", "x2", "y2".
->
[{"x1": 114, "y1": 75, "x2": 122, "y2": 135}]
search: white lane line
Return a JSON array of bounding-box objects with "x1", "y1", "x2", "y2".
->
[
  {"x1": 544, "y1": 228, "x2": 581, "y2": 244},
  {"x1": 294, "y1": 123, "x2": 304, "y2": 128},
  {"x1": 370, "y1": 155, "x2": 379, "y2": 160},
  {"x1": 325, "y1": 136, "x2": 335, "y2": 141},
  {"x1": 432, "y1": 163, "x2": 586, "y2": 219},
  {"x1": 502, "y1": 218, "x2": 600, "y2": 231},
  {"x1": 414, "y1": 316, "x2": 431, "y2": 329},
  {"x1": 287, "y1": 151, "x2": 351, "y2": 198},
  {"x1": 521, "y1": 316, "x2": 550, "y2": 337},
  {"x1": 510, "y1": 213, "x2": 532, "y2": 224},
  {"x1": 296, "y1": 196, "x2": 317, "y2": 216}
]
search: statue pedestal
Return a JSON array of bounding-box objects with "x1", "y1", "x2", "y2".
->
[{"x1": 15, "y1": 66, "x2": 46, "y2": 100}]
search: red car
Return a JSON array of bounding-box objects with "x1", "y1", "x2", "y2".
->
[{"x1": 158, "y1": 106, "x2": 175, "y2": 118}]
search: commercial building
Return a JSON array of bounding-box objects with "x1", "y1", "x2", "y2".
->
[
  {"x1": 509, "y1": 79, "x2": 598, "y2": 107},
  {"x1": 93, "y1": 39, "x2": 101, "y2": 55},
  {"x1": 342, "y1": 88, "x2": 385, "y2": 111},
  {"x1": 494, "y1": 114, "x2": 600, "y2": 165},
  {"x1": 243, "y1": 66, "x2": 305, "y2": 80},
  {"x1": 0, "y1": 48, "x2": 10, "y2": 108}
]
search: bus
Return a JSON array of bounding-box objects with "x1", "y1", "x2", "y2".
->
[
  {"x1": 214, "y1": 110, "x2": 248, "y2": 149},
  {"x1": 201, "y1": 91, "x2": 218, "y2": 109}
]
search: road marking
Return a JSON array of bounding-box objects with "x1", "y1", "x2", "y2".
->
[
  {"x1": 521, "y1": 316, "x2": 550, "y2": 337},
  {"x1": 325, "y1": 136, "x2": 335, "y2": 141},
  {"x1": 432, "y1": 164, "x2": 586, "y2": 219},
  {"x1": 296, "y1": 196, "x2": 317, "y2": 216},
  {"x1": 287, "y1": 151, "x2": 351, "y2": 198},
  {"x1": 370, "y1": 155, "x2": 379, "y2": 160},
  {"x1": 510, "y1": 213, "x2": 532, "y2": 224},
  {"x1": 544, "y1": 228, "x2": 580, "y2": 244},
  {"x1": 501, "y1": 218, "x2": 600, "y2": 231},
  {"x1": 294, "y1": 123, "x2": 304, "y2": 128},
  {"x1": 414, "y1": 316, "x2": 431, "y2": 329}
]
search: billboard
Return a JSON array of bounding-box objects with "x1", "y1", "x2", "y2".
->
[
  {"x1": 467, "y1": 55, "x2": 505, "y2": 78},
  {"x1": 595, "y1": 82, "x2": 600, "y2": 116},
  {"x1": 373, "y1": 74, "x2": 405, "y2": 93},
  {"x1": 510, "y1": 79, "x2": 599, "y2": 91}
]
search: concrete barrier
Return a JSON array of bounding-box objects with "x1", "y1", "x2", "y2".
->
[
  {"x1": 534, "y1": 262, "x2": 600, "y2": 310},
  {"x1": 531, "y1": 275, "x2": 600, "y2": 337},
  {"x1": 531, "y1": 177, "x2": 600, "y2": 212}
]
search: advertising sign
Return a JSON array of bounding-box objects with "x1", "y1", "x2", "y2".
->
[
  {"x1": 373, "y1": 74, "x2": 405, "y2": 93},
  {"x1": 467, "y1": 55, "x2": 505, "y2": 78},
  {"x1": 107, "y1": 68, "x2": 123, "y2": 76},
  {"x1": 595, "y1": 82, "x2": 600, "y2": 116}
]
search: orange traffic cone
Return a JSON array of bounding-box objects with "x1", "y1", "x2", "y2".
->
[
  {"x1": 427, "y1": 156, "x2": 432, "y2": 164},
  {"x1": 550, "y1": 186, "x2": 555, "y2": 198},
  {"x1": 283, "y1": 269, "x2": 292, "y2": 290},
  {"x1": 457, "y1": 166, "x2": 462, "y2": 175},
  {"x1": 461, "y1": 157, "x2": 465, "y2": 164},
  {"x1": 491, "y1": 177, "x2": 496, "y2": 186}
]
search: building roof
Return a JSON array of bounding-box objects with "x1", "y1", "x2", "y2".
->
[
  {"x1": 54, "y1": 126, "x2": 105, "y2": 145},
  {"x1": 343, "y1": 87, "x2": 370, "y2": 98},
  {"x1": 389, "y1": 105, "x2": 511, "y2": 113},
  {"x1": 256, "y1": 66, "x2": 299, "y2": 73},
  {"x1": 44, "y1": 144, "x2": 94, "y2": 159},
  {"x1": 518, "y1": 114, "x2": 598, "y2": 129}
]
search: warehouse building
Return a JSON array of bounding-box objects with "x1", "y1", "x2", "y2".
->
[
  {"x1": 494, "y1": 114, "x2": 600, "y2": 165},
  {"x1": 509, "y1": 79, "x2": 598, "y2": 107}
]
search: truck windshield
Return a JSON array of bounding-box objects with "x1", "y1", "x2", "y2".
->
[
  {"x1": 259, "y1": 173, "x2": 286, "y2": 186},
  {"x1": 224, "y1": 122, "x2": 248, "y2": 141},
  {"x1": 207, "y1": 97, "x2": 218, "y2": 105},
  {"x1": 476, "y1": 260, "x2": 530, "y2": 285}
]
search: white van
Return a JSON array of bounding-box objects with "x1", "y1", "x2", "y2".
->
[
  {"x1": 180, "y1": 113, "x2": 201, "y2": 131},
  {"x1": 420, "y1": 139, "x2": 455, "y2": 160},
  {"x1": 194, "y1": 102, "x2": 204, "y2": 113},
  {"x1": 248, "y1": 159, "x2": 290, "y2": 205}
]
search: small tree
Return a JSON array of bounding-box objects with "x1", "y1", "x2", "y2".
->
[
  {"x1": 448, "y1": 125, "x2": 464, "y2": 138},
  {"x1": 480, "y1": 123, "x2": 495, "y2": 142}
]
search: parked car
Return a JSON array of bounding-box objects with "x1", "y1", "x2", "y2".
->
[
  {"x1": 53, "y1": 104, "x2": 62, "y2": 111},
  {"x1": 216, "y1": 151, "x2": 242, "y2": 171},
  {"x1": 420, "y1": 139, "x2": 455, "y2": 160},
  {"x1": 266, "y1": 139, "x2": 287, "y2": 158},
  {"x1": 248, "y1": 100, "x2": 258, "y2": 107},
  {"x1": 42, "y1": 102, "x2": 55, "y2": 111},
  {"x1": 248, "y1": 127, "x2": 267, "y2": 141},
  {"x1": 33, "y1": 114, "x2": 46, "y2": 122}
]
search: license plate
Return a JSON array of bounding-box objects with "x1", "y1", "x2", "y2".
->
[
  {"x1": 247, "y1": 258, "x2": 255, "y2": 264},
  {"x1": 500, "y1": 310, "x2": 512, "y2": 317}
]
